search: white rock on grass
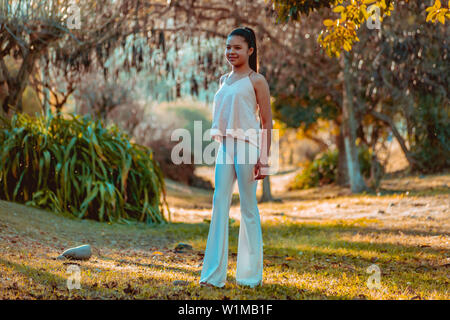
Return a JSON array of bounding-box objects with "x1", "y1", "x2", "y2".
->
[{"x1": 57, "y1": 244, "x2": 92, "y2": 260}]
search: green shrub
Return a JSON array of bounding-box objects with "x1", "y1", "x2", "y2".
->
[
  {"x1": 409, "y1": 94, "x2": 450, "y2": 173},
  {"x1": 0, "y1": 111, "x2": 170, "y2": 224},
  {"x1": 167, "y1": 105, "x2": 212, "y2": 152},
  {"x1": 288, "y1": 146, "x2": 377, "y2": 190}
]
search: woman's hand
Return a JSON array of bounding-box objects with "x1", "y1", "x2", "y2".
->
[{"x1": 253, "y1": 158, "x2": 269, "y2": 180}]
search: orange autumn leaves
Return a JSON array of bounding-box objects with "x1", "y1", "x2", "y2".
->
[{"x1": 318, "y1": 0, "x2": 449, "y2": 57}]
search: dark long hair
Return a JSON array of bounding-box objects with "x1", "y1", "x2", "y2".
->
[{"x1": 228, "y1": 27, "x2": 258, "y2": 73}]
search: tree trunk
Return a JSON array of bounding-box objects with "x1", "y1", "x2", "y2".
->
[
  {"x1": 341, "y1": 52, "x2": 367, "y2": 193},
  {"x1": 40, "y1": 56, "x2": 51, "y2": 116},
  {"x1": 336, "y1": 126, "x2": 349, "y2": 186},
  {"x1": 369, "y1": 109, "x2": 423, "y2": 171},
  {"x1": 259, "y1": 177, "x2": 274, "y2": 203},
  {"x1": 2, "y1": 52, "x2": 39, "y2": 114},
  {"x1": 368, "y1": 125, "x2": 384, "y2": 189},
  {"x1": 17, "y1": 95, "x2": 23, "y2": 113}
]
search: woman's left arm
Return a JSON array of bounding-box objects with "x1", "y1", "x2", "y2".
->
[{"x1": 254, "y1": 75, "x2": 273, "y2": 167}]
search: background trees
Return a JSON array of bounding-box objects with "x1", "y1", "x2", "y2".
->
[
  {"x1": 1, "y1": 0, "x2": 448, "y2": 199},
  {"x1": 271, "y1": 0, "x2": 449, "y2": 192}
]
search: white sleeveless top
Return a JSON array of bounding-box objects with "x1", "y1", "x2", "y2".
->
[{"x1": 210, "y1": 70, "x2": 261, "y2": 149}]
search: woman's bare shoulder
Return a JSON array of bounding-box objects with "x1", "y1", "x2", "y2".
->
[{"x1": 249, "y1": 71, "x2": 268, "y2": 88}]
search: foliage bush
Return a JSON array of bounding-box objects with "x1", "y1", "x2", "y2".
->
[
  {"x1": 167, "y1": 105, "x2": 213, "y2": 153},
  {"x1": 409, "y1": 94, "x2": 450, "y2": 173},
  {"x1": 132, "y1": 105, "x2": 213, "y2": 190},
  {"x1": 0, "y1": 111, "x2": 170, "y2": 224},
  {"x1": 288, "y1": 146, "x2": 378, "y2": 190}
]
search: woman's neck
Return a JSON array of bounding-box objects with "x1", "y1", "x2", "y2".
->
[{"x1": 231, "y1": 65, "x2": 252, "y2": 75}]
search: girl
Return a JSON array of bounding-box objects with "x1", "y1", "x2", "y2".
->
[{"x1": 199, "y1": 27, "x2": 273, "y2": 288}]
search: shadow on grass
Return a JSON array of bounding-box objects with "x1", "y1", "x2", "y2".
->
[
  {"x1": 0, "y1": 255, "x2": 357, "y2": 299},
  {"x1": 159, "y1": 221, "x2": 448, "y2": 247},
  {"x1": 0, "y1": 257, "x2": 107, "y2": 298},
  {"x1": 261, "y1": 222, "x2": 450, "y2": 245},
  {"x1": 98, "y1": 254, "x2": 201, "y2": 277},
  {"x1": 280, "y1": 215, "x2": 449, "y2": 238},
  {"x1": 279, "y1": 182, "x2": 449, "y2": 201},
  {"x1": 1, "y1": 216, "x2": 447, "y2": 299},
  {"x1": 88, "y1": 256, "x2": 355, "y2": 299},
  {"x1": 374, "y1": 187, "x2": 450, "y2": 197},
  {"x1": 144, "y1": 221, "x2": 448, "y2": 268},
  {"x1": 155, "y1": 221, "x2": 447, "y2": 279}
]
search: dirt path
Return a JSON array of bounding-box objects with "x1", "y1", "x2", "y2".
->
[{"x1": 169, "y1": 168, "x2": 450, "y2": 237}]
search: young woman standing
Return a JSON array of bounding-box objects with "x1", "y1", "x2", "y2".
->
[{"x1": 199, "y1": 27, "x2": 273, "y2": 288}]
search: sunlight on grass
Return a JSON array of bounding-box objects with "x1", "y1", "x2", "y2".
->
[
  {"x1": 0, "y1": 173, "x2": 448, "y2": 300},
  {"x1": 1, "y1": 214, "x2": 448, "y2": 299}
]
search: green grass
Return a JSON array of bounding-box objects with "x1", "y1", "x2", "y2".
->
[{"x1": 0, "y1": 173, "x2": 449, "y2": 300}]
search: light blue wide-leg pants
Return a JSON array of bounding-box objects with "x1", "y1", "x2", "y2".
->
[{"x1": 199, "y1": 136, "x2": 263, "y2": 288}]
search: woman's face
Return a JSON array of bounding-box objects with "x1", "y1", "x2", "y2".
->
[{"x1": 225, "y1": 35, "x2": 253, "y2": 67}]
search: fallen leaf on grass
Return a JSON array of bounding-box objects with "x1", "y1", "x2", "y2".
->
[
  {"x1": 7, "y1": 282, "x2": 19, "y2": 290},
  {"x1": 264, "y1": 260, "x2": 273, "y2": 266},
  {"x1": 404, "y1": 286, "x2": 416, "y2": 295},
  {"x1": 103, "y1": 281, "x2": 118, "y2": 289},
  {"x1": 342, "y1": 264, "x2": 356, "y2": 271},
  {"x1": 123, "y1": 283, "x2": 139, "y2": 295},
  {"x1": 313, "y1": 264, "x2": 325, "y2": 270}
]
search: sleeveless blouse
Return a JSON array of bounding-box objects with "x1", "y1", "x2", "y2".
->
[{"x1": 210, "y1": 70, "x2": 261, "y2": 149}]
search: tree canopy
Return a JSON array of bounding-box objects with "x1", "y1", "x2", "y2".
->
[{"x1": 271, "y1": 0, "x2": 449, "y2": 57}]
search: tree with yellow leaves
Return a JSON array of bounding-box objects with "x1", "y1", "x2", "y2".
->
[
  {"x1": 270, "y1": 0, "x2": 449, "y2": 57},
  {"x1": 270, "y1": 0, "x2": 449, "y2": 192}
]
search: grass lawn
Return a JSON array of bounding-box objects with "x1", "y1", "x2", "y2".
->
[{"x1": 0, "y1": 171, "x2": 448, "y2": 299}]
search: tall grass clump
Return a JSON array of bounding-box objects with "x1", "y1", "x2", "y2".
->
[{"x1": 0, "y1": 111, "x2": 170, "y2": 224}]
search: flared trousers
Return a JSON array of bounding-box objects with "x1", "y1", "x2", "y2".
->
[{"x1": 199, "y1": 136, "x2": 263, "y2": 288}]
